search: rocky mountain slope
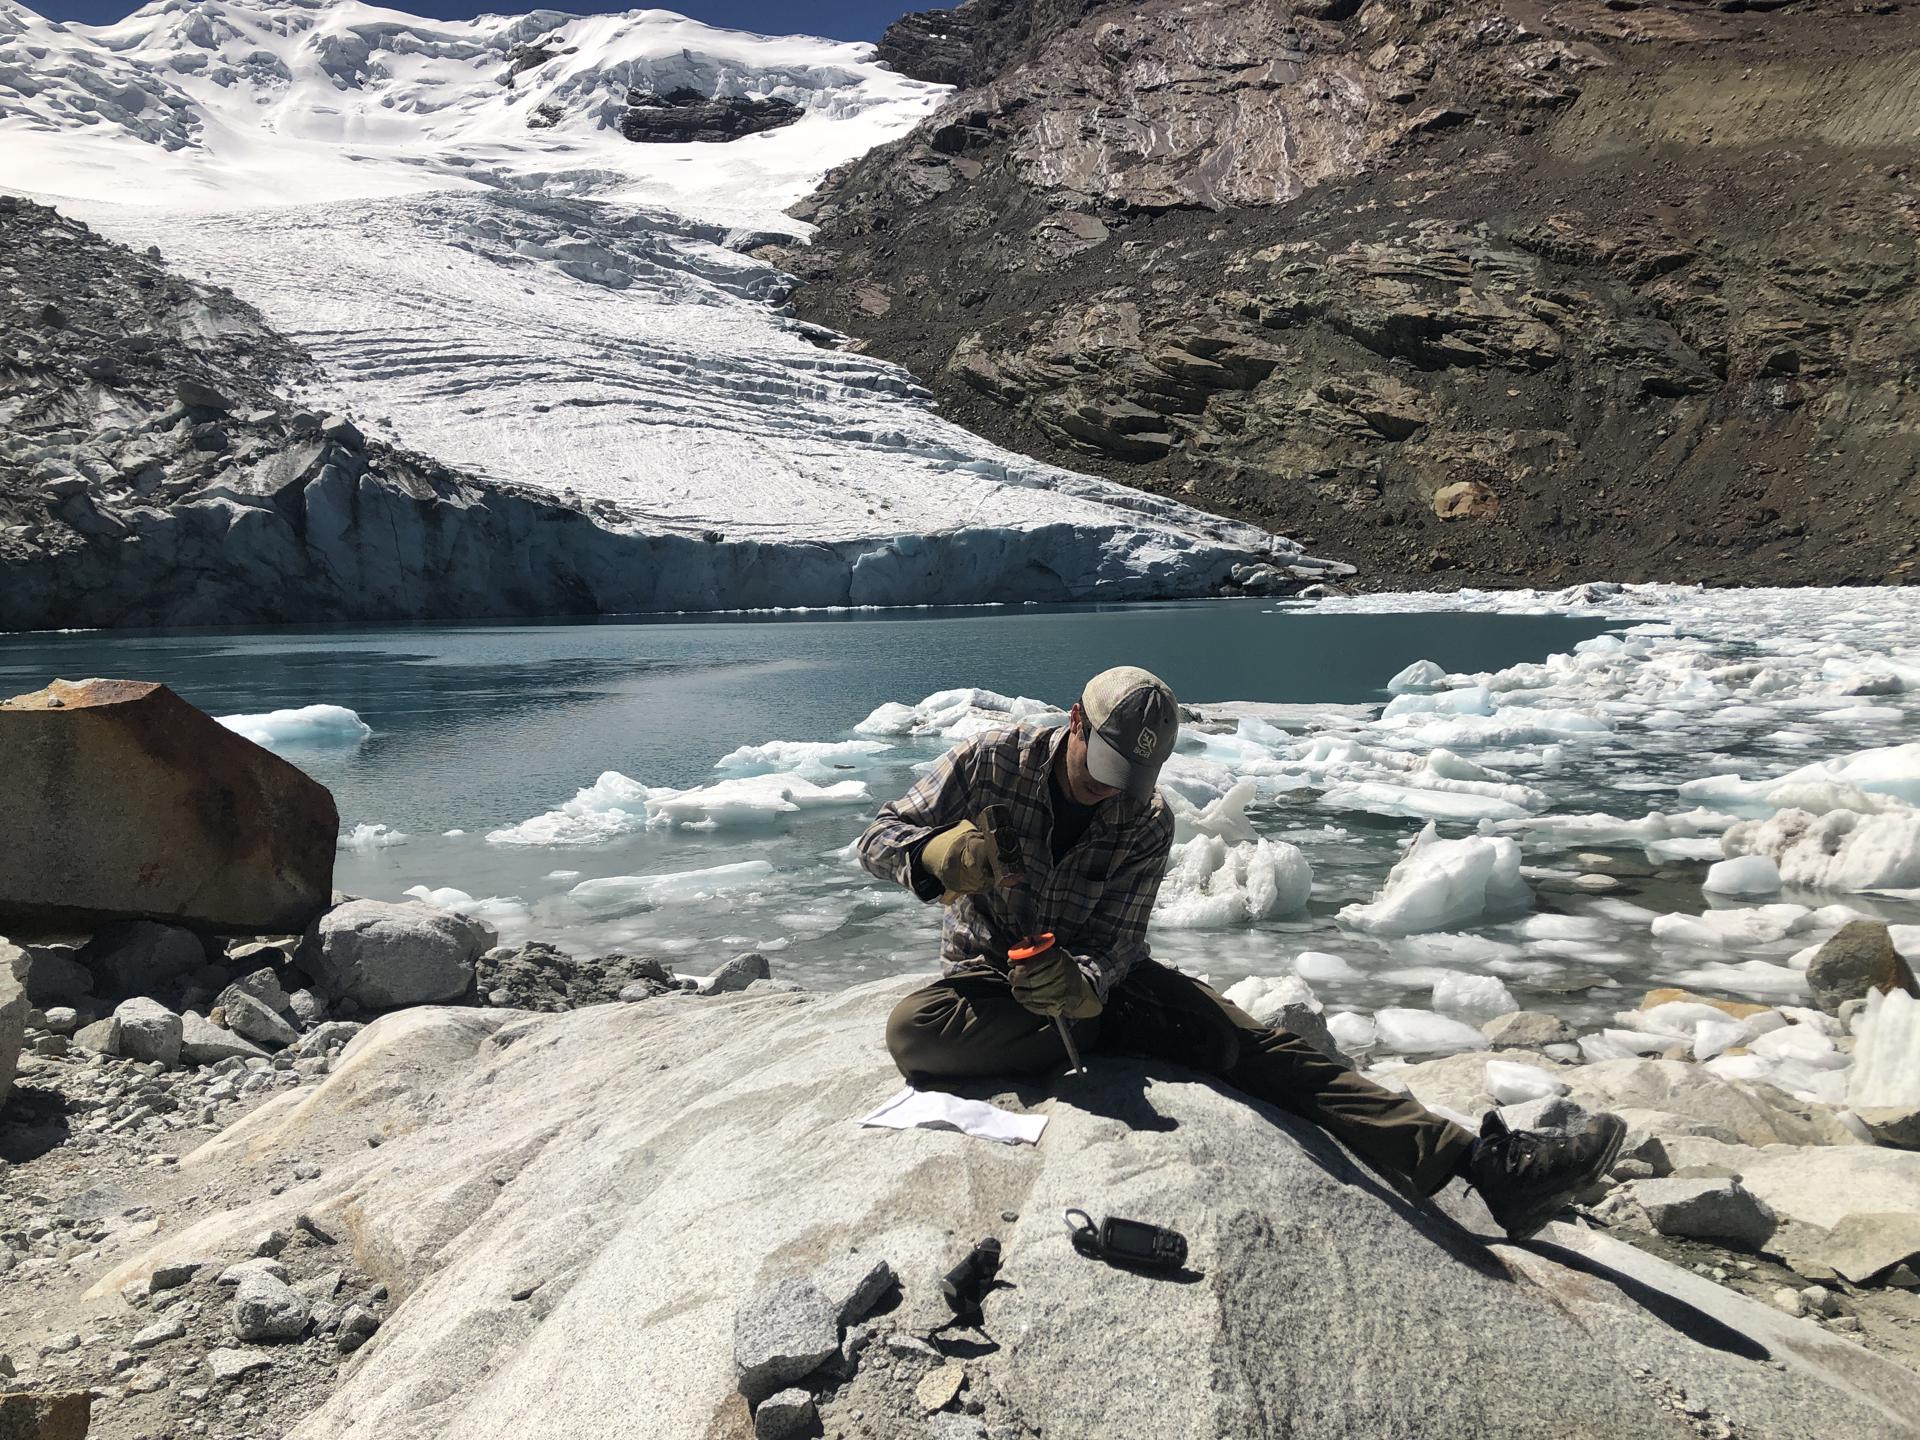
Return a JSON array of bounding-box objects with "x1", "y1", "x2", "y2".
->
[{"x1": 784, "y1": 0, "x2": 1920, "y2": 589}]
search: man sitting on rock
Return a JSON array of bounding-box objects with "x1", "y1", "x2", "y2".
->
[{"x1": 857, "y1": 665, "x2": 1625, "y2": 1241}]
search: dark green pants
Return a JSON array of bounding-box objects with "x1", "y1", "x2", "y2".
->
[{"x1": 886, "y1": 958, "x2": 1475, "y2": 1196}]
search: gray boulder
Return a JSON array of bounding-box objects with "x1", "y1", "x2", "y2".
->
[
  {"x1": 733, "y1": 1276, "x2": 838, "y2": 1404},
  {"x1": 6, "y1": 938, "x2": 94, "y2": 1006},
  {"x1": 220, "y1": 967, "x2": 293, "y2": 1017},
  {"x1": 232, "y1": 1270, "x2": 310, "y2": 1341},
  {"x1": 1481, "y1": 1011, "x2": 1576, "y2": 1049},
  {"x1": 81, "y1": 920, "x2": 205, "y2": 998},
  {"x1": 814, "y1": 1253, "x2": 894, "y2": 1328},
  {"x1": 1806, "y1": 921, "x2": 1918, "y2": 1016},
  {"x1": 1631, "y1": 1177, "x2": 1777, "y2": 1249},
  {"x1": 1821, "y1": 1213, "x2": 1920, "y2": 1286},
  {"x1": 74, "y1": 1015, "x2": 121, "y2": 1054},
  {"x1": 0, "y1": 963, "x2": 26, "y2": 1108},
  {"x1": 290, "y1": 1020, "x2": 365, "y2": 1059},
  {"x1": 180, "y1": 1012, "x2": 270, "y2": 1067},
  {"x1": 753, "y1": 1389, "x2": 814, "y2": 1440},
  {"x1": 113, "y1": 997, "x2": 183, "y2": 1068},
  {"x1": 706, "y1": 951, "x2": 771, "y2": 994},
  {"x1": 301, "y1": 900, "x2": 491, "y2": 1009},
  {"x1": 96, "y1": 981, "x2": 1920, "y2": 1440},
  {"x1": 223, "y1": 991, "x2": 297, "y2": 1050}
]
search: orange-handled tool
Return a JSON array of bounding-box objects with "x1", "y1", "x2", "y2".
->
[{"x1": 981, "y1": 805, "x2": 1086, "y2": 1076}]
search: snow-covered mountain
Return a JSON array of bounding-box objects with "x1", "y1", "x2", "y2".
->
[
  {"x1": 0, "y1": 0, "x2": 935, "y2": 221},
  {"x1": 0, "y1": 0, "x2": 1321, "y2": 615}
]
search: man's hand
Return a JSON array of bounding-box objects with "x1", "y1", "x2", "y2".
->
[
  {"x1": 921, "y1": 820, "x2": 996, "y2": 900},
  {"x1": 1011, "y1": 949, "x2": 1103, "y2": 1020}
]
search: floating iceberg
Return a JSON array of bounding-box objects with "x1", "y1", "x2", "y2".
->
[
  {"x1": 1338, "y1": 823, "x2": 1532, "y2": 936},
  {"x1": 339, "y1": 822, "x2": 408, "y2": 851},
  {"x1": 1721, "y1": 808, "x2": 1920, "y2": 892},
  {"x1": 855, "y1": 689, "x2": 1067, "y2": 740},
  {"x1": 715, "y1": 740, "x2": 893, "y2": 781},
  {"x1": 643, "y1": 773, "x2": 871, "y2": 830},
  {"x1": 1431, "y1": 972, "x2": 1518, "y2": 1023},
  {"x1": 1372, "y1": 1007, "x2": 1489, "y2": 1056},
  {"x1": 568, "y1": 861, "x2": 776, "y2": 910},
  {"x1": 487, "y1": 771, "x2": 653, "y2": 847},
  {"x1": 218, "y1": 704, "x2": 371, "y2": 752},
  {"x1": 1154, "y1": 836, "x2": 1312, "y2": 928}
]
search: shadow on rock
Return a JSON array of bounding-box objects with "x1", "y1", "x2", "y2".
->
[
  {"x1": 1527, "y1": 1236, "x2": 1773, "y2": 1363},
  {"x1": 0, "y1": 1082, "x2": 75, "y2": 1163}
]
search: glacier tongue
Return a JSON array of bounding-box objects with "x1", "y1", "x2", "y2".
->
[{"x1": 1, "y1": 0, "x2": 1307, "y2": 605}]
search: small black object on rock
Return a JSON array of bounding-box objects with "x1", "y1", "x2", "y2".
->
[{"x1": 939, "y1": 1237, "x2": 1002, "y2": 1320}]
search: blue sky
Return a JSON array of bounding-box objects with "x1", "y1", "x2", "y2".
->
[{"x1": 32, "y1": 0, "x2": 914, "y2": 41}]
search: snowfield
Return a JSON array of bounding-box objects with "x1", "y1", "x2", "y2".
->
[{"x1": 0, "y1": 0, "x2": 1310, "y2": 600}]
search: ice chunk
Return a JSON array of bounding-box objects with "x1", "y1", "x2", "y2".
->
[
  {"x1": 1662, "y1": 959, "x2": 1810, "y2": 999},
  {"x1": 1164, "y1": 779, "x2": 1260, "y2": 844},
  {"x1": 1386, "y1": 659, "x2": 1448, "y2": 694},
  {"x1": 1577, "y1": 1029, "x2": 1675, "y2": 1062},
  {"x1": 1721, "y1": 808, "x2": 1920, "y2": 891},
  {"x1": 1327, "y1": 1011, "x2": 1377, "y2": 1053},
  {"x1": 1679, "y1": 741, "x2": 1920, "y2": 812},
  {"x1": 1432, "y1": 973, "x2": 1518, "y2": 1022},
  {"x1": 1372, "y1": 1007, "x2": 1489, "y2": 1055},
  {"x1": 1702, "y1": 855, "x2": 1781, "y2": 897},
  {"x1": 1649, "y1": 904, "x2": 1814, "y2": 950},
  {"x1": 1850, "y1": 987, "x2": 1920, "y2": 1119},
  {"x1": 218, "y1": 703, "x2": 370, "y2": 751},
  {"x1": 1337, "y1": 823, "x2": 1532, "y2": 936},
  {"x1": 1317, "y1": 781, "x2": 1531, "y2": 823},
  {"x1": 854, "y1": 689, "x2": 1066, "y2": 739},
  {"x1": 568, "y1": 860, "x2": 776, "y2": 909},
  {"x1": 338, "y1": 822, "x2": 407, "y2": 851},
  {"x1": 1485, "y1": 1060, "x2": 1568, "y2": 1105},
  {"x1": 1221, "y1": 974, "x2": 1318, "y2": 1028},
  {"x1": 1293, "y1": 950, "x2": 1359, "y2": 981},
  {"x1": 402, "y1": 884, "x2": 530, "y2": 932},
  {"x1": 643, "y1": 773, "x2": 870, "y2": 830},
  {"x1": 1154, "y1": 836, "x2": 1311, "y2": 928},
  {"x1": 715, "y1": 739, "x2": 892, "y2": 781},
  {"x1": 1380, "y1": 685, "x2": 1494, "y2": 720},
  {"x1": 488, "y1": 771, "x2": 652, "y2": 847}
]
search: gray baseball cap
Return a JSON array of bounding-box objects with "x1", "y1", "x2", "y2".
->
[{"x1": 1081, "y1": 665, "x2": 1179, "y2": 802}]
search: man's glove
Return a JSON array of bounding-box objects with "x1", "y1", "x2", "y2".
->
[
  {"x1": 921, "y1": 820, "x2": 996, "y2": 900},
  {"x1": 1011, "y1": 949, "x2": 1103, "y2": 1020}
]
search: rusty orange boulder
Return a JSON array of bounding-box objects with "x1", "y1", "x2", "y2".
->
[{"x1": 0, "y1": 679, "x2": 337, "y2": 934}]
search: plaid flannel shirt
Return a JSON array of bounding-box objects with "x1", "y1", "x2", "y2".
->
[{"x1": 856, "y1": 723, "x2": 1176, "y2": 1001}]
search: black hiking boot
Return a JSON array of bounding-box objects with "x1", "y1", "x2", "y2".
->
[{"x1": 1466, "y1": 1108, "x2": 1627, "y2": 1242}]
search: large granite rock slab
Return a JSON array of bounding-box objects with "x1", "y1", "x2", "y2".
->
[
  {"x1": 0, "y1": 963, "x2": 27, "y2": 1109},
  {"x1": 94, "y1": 980, "x2": 1920, "y2": 1440},
  {"x1": 0, "y1": 679, "x2": 337, "y2": 933}
]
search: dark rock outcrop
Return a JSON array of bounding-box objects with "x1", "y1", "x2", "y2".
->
[
  {"x1": 789, "y1": 0, "x2": 1920, "y2": 589},
  {"x1": 0, "y1": 680, "x2": 338, "y2": 935},
  {"x1": 618, "y1": 86, "x2": 802, "y2": 144}
]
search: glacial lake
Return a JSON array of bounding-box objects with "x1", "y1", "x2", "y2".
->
[{"x1": 3, "y1": 602, "x2": 1651, "y2": 1006}]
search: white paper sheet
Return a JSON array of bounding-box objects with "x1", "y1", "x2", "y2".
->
[{"x1": 858, "y1": 1086, "x2": 1048, "y2": 1146}]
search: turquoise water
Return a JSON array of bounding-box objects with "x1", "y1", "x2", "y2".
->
[{"x1": 0, "y1": 600, "x2": 1614, "y2": 992}]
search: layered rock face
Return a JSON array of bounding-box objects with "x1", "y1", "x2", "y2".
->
[
  {"x1": 786, "y1": 0, "x2": 1920, "y2": 588},
  {"x1": 90, "y1": 980, "x2": 1920, "y2": 1439},
  {"x1": 0, "y1": 680, "x2": 338, "y2": 934},
  {"x1": 617, "y1": 86, "x2": 802, "y2": 143}
]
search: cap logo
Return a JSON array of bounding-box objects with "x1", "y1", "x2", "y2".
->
[{"x1": 1132, "y1": 729, "x2": 1157, "y2": 760}]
